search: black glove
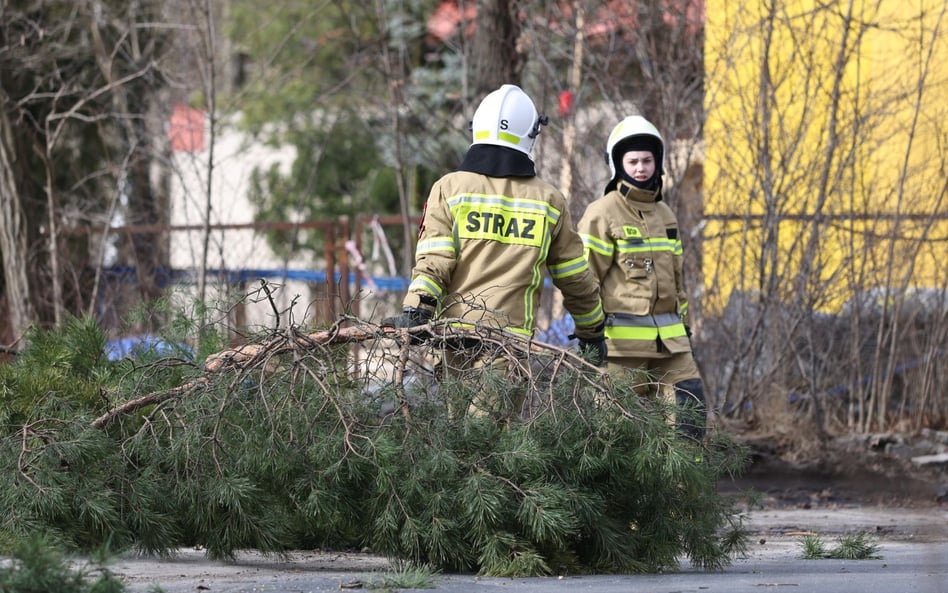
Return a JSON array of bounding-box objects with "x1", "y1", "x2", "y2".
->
[
  {"x1": 381, "y1": 307, "x2": 432, "y2": 328},
  {"x1": 579, "y1": 337, "x2": 607, "y2": 366},
  {"x1": 381, "y1": 307, "x2": 433, "y2": 343},
  {"x1": 684, "y1": 324, "x2": 692, "y2": 338},
  {"x1": 570, "y1": 334, "x2": 606, "y2": 366}
]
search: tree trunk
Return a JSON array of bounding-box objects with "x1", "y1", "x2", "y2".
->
[
  {"x1": 0, "y1": 107, "x2": 37, "y2": 342},
  {"x1": 472, "y1": 0, "x2": 523, "y2": 96}
]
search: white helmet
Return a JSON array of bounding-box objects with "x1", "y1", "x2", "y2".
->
[
  {"x1": 470, "y1": 84, "x2": 548, "y2": 156},
  {"x1": 605, "y1": 115, "x2": 665, "y2": 180}
]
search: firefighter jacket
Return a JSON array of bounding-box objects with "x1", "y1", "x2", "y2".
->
[
  {"x1": 403, "y1": 158, "x2": 604, "y2": 340},
  {"x1": 578, "y1": 180, "x2": 691, "y2": 357}
]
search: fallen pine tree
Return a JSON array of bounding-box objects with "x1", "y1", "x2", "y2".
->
[{"x1": 0, "y1": 313, "x2": 750, "y2": 575}]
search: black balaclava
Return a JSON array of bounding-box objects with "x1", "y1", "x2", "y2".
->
[
  {"x1": 604, "y1": 135, "x2": 663, "y2": 194},
  {"x1": 458, "y1": 144, "x2": 536, "y2": 178}
]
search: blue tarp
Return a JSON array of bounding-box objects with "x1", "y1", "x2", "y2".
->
[
  {"x1": 103, "y1": 266, "x2": 556, "y2": 292},
  {"x1": 104, "y1": 266, "x2": 412, "y2": 291},
  {"x1": 106, "y1": 334, "x2": 193, "y2": 361}
]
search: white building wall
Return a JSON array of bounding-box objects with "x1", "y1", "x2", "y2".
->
[{"x1": 168, "y1": 114, "x2": 323, "y2": 330}]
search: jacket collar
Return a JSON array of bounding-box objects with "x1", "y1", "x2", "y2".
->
[{"x1": 617, "y1": 179, "x2": 661, "y2": 204}]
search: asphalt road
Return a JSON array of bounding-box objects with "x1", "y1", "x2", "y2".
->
[{"x1": 112, "y1": 506, "x2": 948, "y2": 593}]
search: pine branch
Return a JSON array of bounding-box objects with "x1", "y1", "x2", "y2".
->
[{"x1": 91, "y1": 379, "x2": 209, "y2": 429}]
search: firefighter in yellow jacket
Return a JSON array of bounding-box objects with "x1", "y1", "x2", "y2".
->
[
  {"x1": 578, "y1": 115, "x2": 706, "y2": 441},
  {"x1": 383, "y1": 85, "x2": 606, "y2": 416}
]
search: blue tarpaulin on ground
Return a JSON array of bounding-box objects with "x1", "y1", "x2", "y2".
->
[
  {"x1": 105, "y1": 334, "x2": 194, "y2": 361},
  {"x1": 104, "y1": 266, "x2": 554, "y2": 292},
  {"x1": 104, "y1": 266, "x2": 413, "y2": 291}
]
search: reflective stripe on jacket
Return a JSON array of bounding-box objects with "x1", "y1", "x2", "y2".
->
[
  {"x1": 404, "y1": 170, "x2": 604, "y2": 338},
  {"x1": 578, "y1": 182, "x2": 690, "y2": 357}
]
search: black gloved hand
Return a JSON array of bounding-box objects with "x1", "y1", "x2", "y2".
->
[
  {"x1": 381, "y1": 307, "x2": 433, "y2": 344},
  {"x1": 381, "y1": 307, "x2": 432, "y2": 328},
  {"x1": 574, "y1": 335, "x2": 607, "y2": 366},
  {"x1": 578, "y1": 337, "x2": 607, "y2": 366}
]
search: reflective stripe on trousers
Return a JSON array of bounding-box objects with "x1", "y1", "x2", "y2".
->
[{"x1": 605, "y1": 312, "x2": 687, "y2": 341}]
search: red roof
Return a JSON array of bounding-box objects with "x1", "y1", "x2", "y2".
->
[
  {"x1": 427, "y1": 0, "x2": 477, "y2": 42},
  {"x1": 169, "y1": 103, "x2": 205, "y2": 153}
]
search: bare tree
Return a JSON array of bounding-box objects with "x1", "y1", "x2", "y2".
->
[
  {"x1": 0, "y1": 0, "x2": 176, "y2": 339},
  {"x1": 702, "y1": 0, "x2": 948, "y2": 435}
]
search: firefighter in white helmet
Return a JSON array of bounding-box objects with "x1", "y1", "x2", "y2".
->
[
  {"x1": 578, "y1": 115, "x2": 707, "y2": 441},
  {"x1": 383, "y1": 84, "x2": 606, "y2": 419}
]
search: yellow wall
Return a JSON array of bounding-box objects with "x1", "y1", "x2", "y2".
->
[{"x1": 703, "y1": 0, "x2": 948, "y2": 312}]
